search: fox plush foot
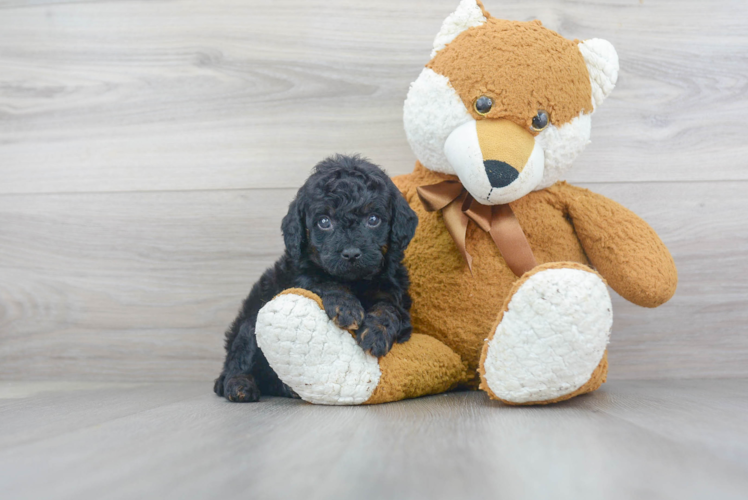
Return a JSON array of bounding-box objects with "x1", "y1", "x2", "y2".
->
[
  {"x1": 255, "y1": 289, "x2": 467, "y2": 405},
  {"x1": 479, "y1": 262, "x2": 612, "y2": 405}
]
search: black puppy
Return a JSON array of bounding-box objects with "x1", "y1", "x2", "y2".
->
[{"x1": 214, "y1": 155, "x2": 419, "y2": 402}]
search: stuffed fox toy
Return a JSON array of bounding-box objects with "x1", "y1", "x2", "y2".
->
[{"x1": 254, "y1": 0, "x2": 677, "y2": 405}]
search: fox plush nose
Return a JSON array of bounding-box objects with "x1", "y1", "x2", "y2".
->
[
  {"x1": 484, "y1": 160, "x2": 519, "y2": 188},
  {"x1": 476, "y1": 119, "x2": 535, "y2": 185},
  {"x1": 341, "y1": 247, "x2": 362, "y2": 261}
]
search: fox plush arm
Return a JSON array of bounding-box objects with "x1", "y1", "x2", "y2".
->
[{"x1": 556, "y1": 183, "x2": 678, "y2": 308}]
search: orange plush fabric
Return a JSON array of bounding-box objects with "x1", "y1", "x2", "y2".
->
[
  {"x1": 428, "y1": 18, "x2": 593, "y2": 129},
  {"x1": 380, "y1": 1, "x2": 676, "y2": 403},
  {"x1": 394, "y1": 164, "x2": 582, "y2": 385},
  {"x1": 365, "y1": 333, "x2": 468, "y2": 405},
  {"x1": 393, "y1": 164, "x2": 677, "y2": 387},
  {"x1": 562, "y1": 185, "x2": 678, "y2": 307}
]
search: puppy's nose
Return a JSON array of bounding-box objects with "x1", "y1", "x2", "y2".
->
[
  {"x1": 341, "y1": 247, "x2": 362, "y2": 262},
  {"x1": 484, "y1": 160, "x2": 519, "y2": 188}
]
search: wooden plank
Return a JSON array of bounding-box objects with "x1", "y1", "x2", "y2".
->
[
  {"x1": 0, "y1": 380, "x2": 746, "y2": 500},
  {"x1": 0, "y1": 381, "x2": 206, "y2": 449},
  {"x1": 1, "y1": 0, "x2": 746, "y2": 195},
  {"x1": 0, "y1": 188, "x2": 292, "y2": 381},
  {"x1": 578, "y1": 379, "x2": 748, "y2": 466},
  {"x1": 0, "y1": 181, "x2": 746, "y2": 381}
]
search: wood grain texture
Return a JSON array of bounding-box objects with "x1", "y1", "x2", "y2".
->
[
  {"x1": 1, "y1": 182, "x2": 746, "y2": 381},
  {"x1": 0, "y1": 188, "x2": 292, "y2": 380},
  {"x1": 0, "y1": 380, "x2": 747, "y2": 500},
  {"x1": 0, "y1": 0, "x2": 747, "y2": 194},
  {"x1": 0, "y1": 0, "x2": 746, "y2": 381}
]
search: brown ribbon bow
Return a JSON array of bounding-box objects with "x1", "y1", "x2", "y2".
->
[{"x1": 416, "y1": 180, "x2": 537, "y2": 276}]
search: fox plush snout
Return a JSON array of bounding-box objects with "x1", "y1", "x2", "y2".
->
[
  {"x1": 444, "y1": 118, "x2": 544, "y2": 203},
  {"x1": 475, "y1": 120, "x2": 535, "y2": 186}
]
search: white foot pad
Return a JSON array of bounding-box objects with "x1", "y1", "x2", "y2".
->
[
  {"x1": 255, "y1": 293, "x2": 381, "y2": 405},
  {"x1": 482, "y1": 268, "x2": 612, "y2": 403}
]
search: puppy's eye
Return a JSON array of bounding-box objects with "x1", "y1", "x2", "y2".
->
[
  {"x1": 474, "y1": 96, "x2": 493, "y2": 116},
  {"x1": 317, "y1": 217, "x2": 332, "y2": 230},
  {"x1": 366, "y1": 215, "x2": 381, "y2": 228},
  {"x1": 531, "y1": 110, "x2": 550, "y2": 132}
]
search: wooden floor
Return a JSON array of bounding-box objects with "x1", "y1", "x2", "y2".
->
[{"x1": 1, "y1": 379, "x2": 746, "y2": 500}]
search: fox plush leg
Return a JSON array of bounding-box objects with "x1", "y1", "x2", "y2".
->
[
  {"x1": 479, "y1": 262, "x2": 612, "y2": 405},
  {"x1": 255, "y1": 289, "x2": 467, "y2": 405}
]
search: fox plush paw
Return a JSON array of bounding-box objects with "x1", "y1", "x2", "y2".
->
[
  {"x1": 480, "y1": 264, "x2": 612, "y2": 404},
  {"x1": 255, "y1": 290, "x2": 381, "y2": 405}
]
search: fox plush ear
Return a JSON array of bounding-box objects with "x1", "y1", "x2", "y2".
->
[
  {"x1": 431, "y1": 0, "x2": 489, "y2": 58},
  {"x1": 578, "y1": 38, "x2": 620, "y2": 108}
]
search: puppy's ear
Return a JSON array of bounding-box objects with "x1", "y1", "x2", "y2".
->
[
  {"x1": 281, "y1": 197, "x2": 305, "y2": 260},
  {"x1": 387, "y1": 184, "x2": 418, "y2": 260}
]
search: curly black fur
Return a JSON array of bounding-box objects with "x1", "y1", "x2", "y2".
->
[{"x1": 214, "y1": 154, "x2": 418, "y2": 402}]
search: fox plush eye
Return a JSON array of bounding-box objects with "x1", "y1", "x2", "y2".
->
[
  {"x1": 474, "y1": 96, "x2": 493, "y2": 116},
  {"x1": 366, "y1": 215, "x2": 381, "y2": 228},
  {"x1": 317, "y1": 216, "x2": 332, "y2": 230},
  {"x1": 531, "y1": 110, "x2": 550, "y2": 131}
]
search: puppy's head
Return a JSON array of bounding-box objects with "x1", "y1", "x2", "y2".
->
[{"x1": 282, "y1": 155, "x2": 418, "y2": 281}]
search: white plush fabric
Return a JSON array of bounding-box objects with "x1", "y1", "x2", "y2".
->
[
  {"x1": 403, "y1": 68, "x2": 472, "y2": 175},
  {"x1": 403, "y1": 68, "x2": 595, "y2": 201},
  {"x1": 578, "y1": 38, "x2": 619, "y2": 109},
  {"x1": 444, "y1": 119, "x2": 545, "y2": 205},
  {"x1": 431, "y1": 0, "x2": 487, "y2": 58},
  {"x1": 534, "y1": 111, "x2": 592, "y2": 190},
  {"x1": 255, "y1": 293, "x2": 381, "y2": 405},
  {"x1": 482, "y1": 269, "x2": 612, "y2": 403}
]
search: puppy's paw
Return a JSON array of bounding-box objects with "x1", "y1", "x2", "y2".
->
[
  {"x1": 224, "y1": 374, "x2": 261, "y2": 403},
  {"x1": 322, "y1": 292, "x2": 365, "y2": 330},
  {"x1": 213, "y1": 374, "x2": 226, "y2": 396},
  {"x1": 357, "y1": 309, "x2": 398, "y2": 358}
]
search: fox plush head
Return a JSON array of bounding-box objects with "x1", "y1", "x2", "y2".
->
[{"x1": 403, "y1": 0, "x2": 619, "y2": 205}]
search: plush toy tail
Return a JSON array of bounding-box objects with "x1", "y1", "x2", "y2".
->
[{"x1": 255, "y1": 289, "x2": 468, "y2": 405}]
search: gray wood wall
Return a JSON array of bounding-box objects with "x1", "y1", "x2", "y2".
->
[{"x1": 1, "y1": 0, "x2": 746, "y2": 381}]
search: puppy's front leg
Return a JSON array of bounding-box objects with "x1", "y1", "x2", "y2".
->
[
  {"x1": 358, "y1": 303, "x2": 410, "y2": 358},
  {"x1": 316, "y1": 285, "x2": 366, "y2": 331}
]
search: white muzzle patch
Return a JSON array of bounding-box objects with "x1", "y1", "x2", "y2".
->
[{"x1": 443, "y1": 120, "x2": 545, "y2": 205}]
